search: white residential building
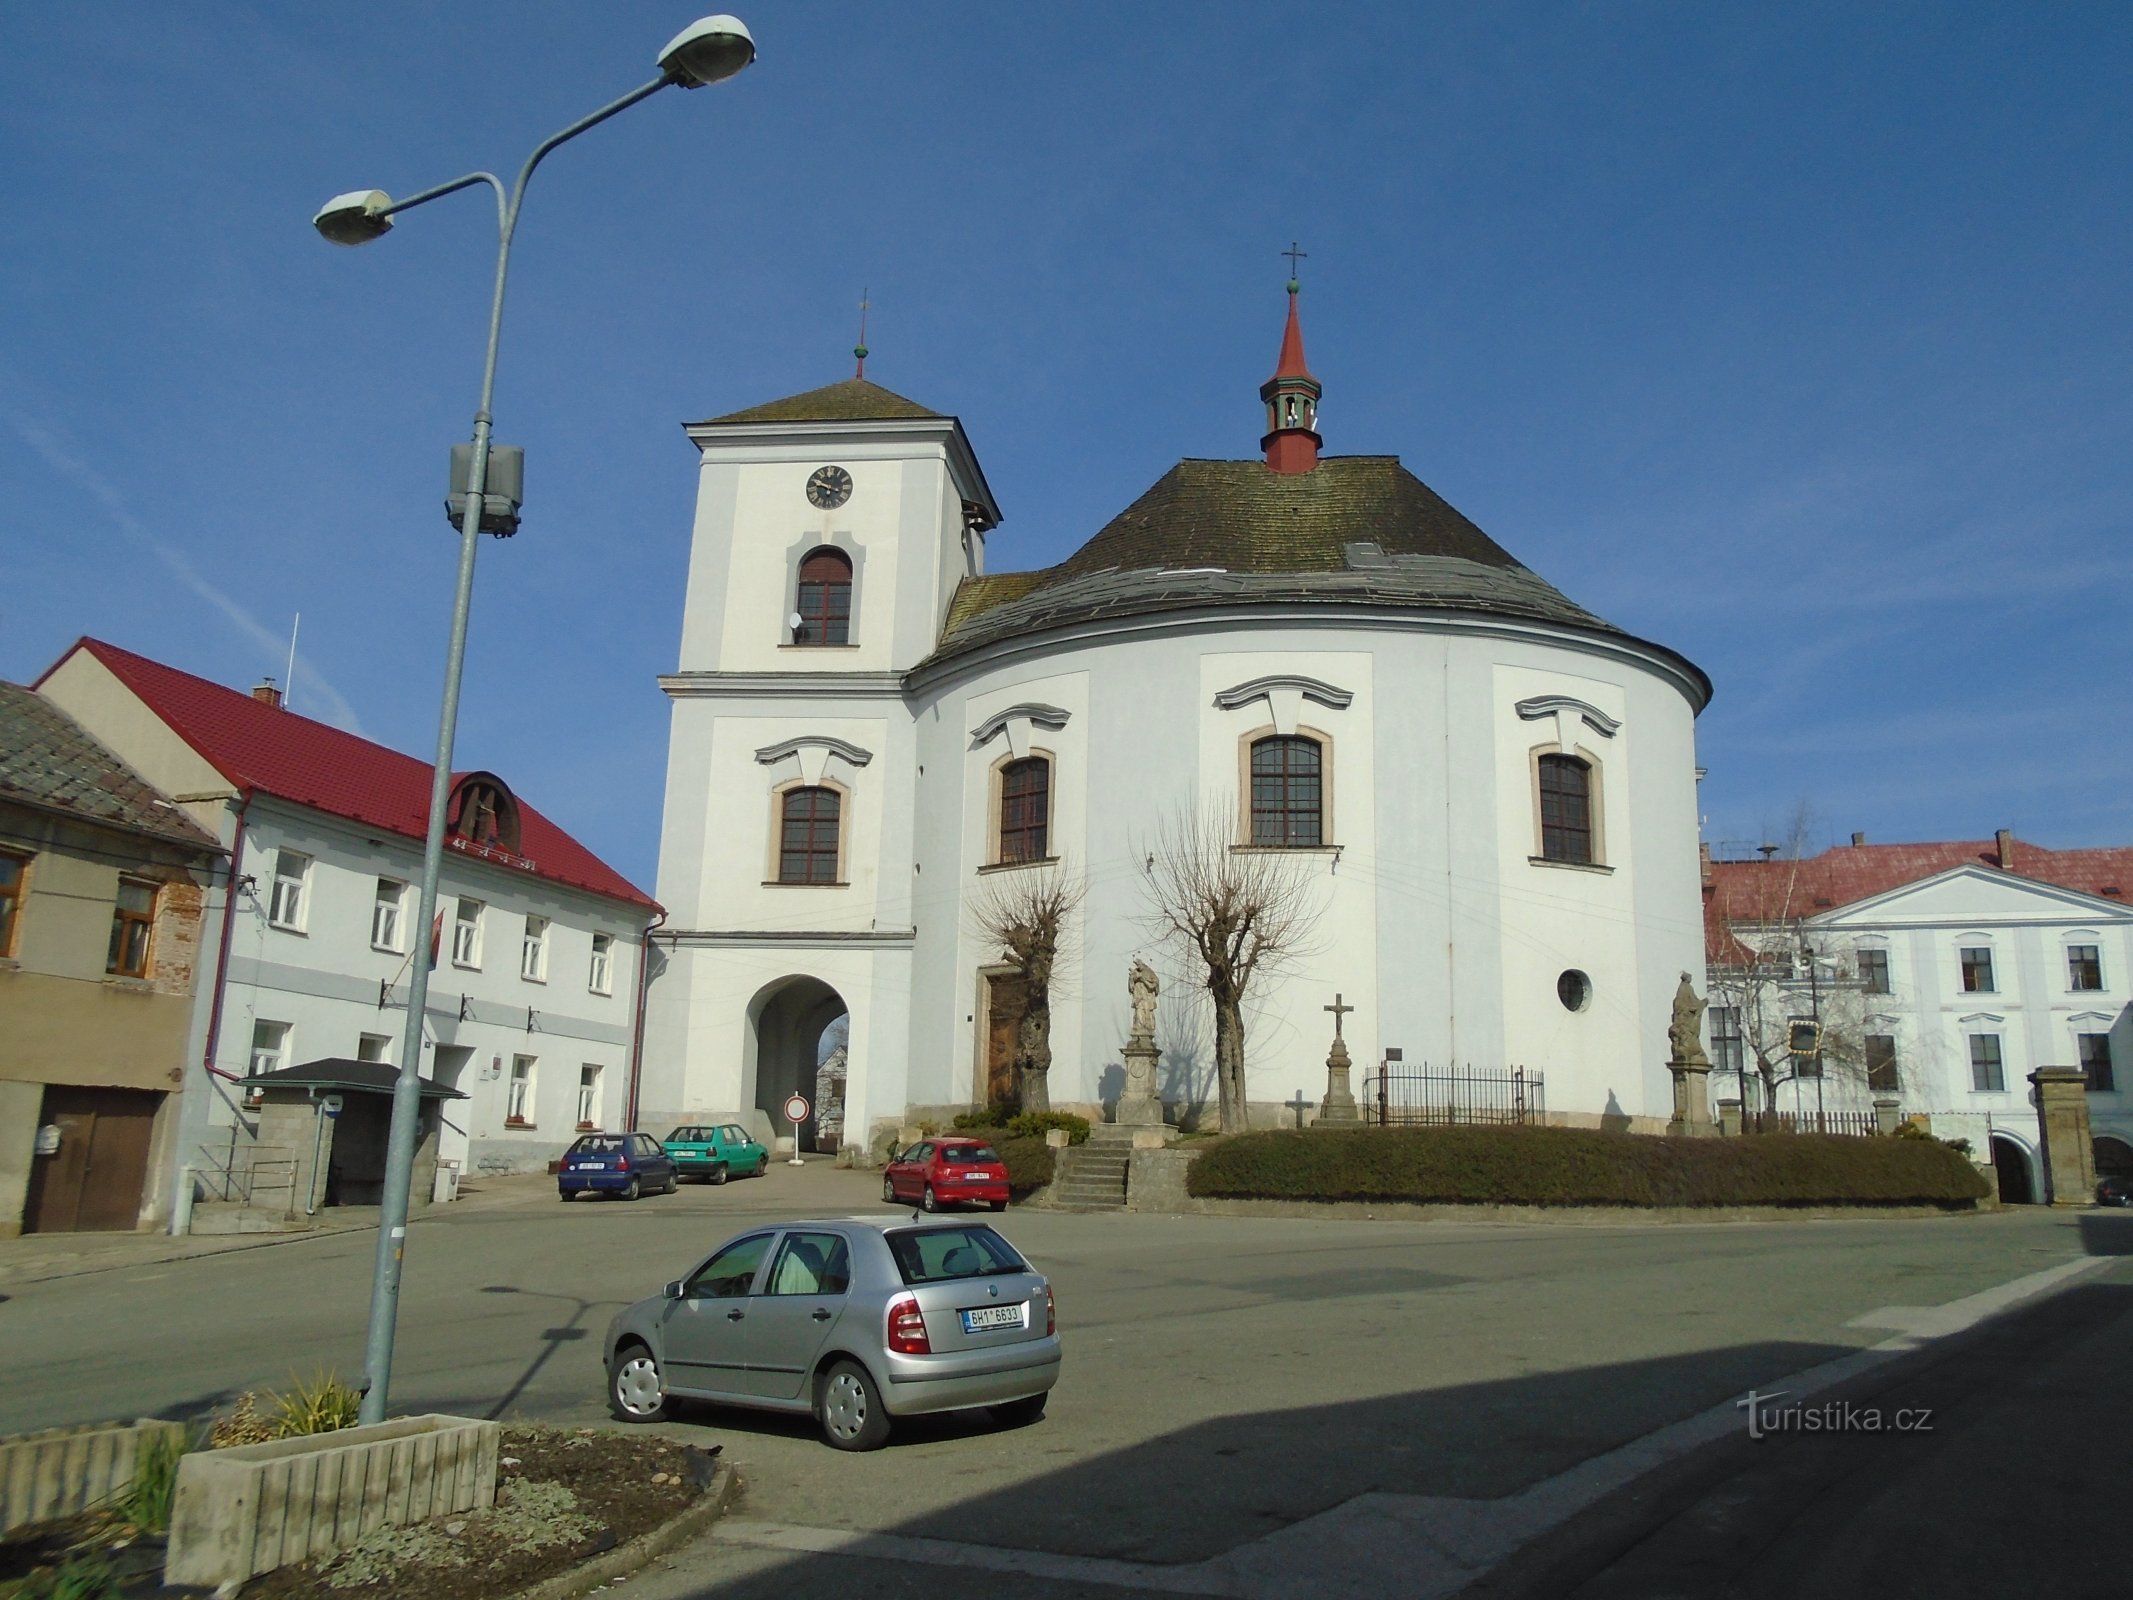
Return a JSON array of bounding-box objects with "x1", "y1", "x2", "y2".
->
[
  {"x1": 36, "y1": 639, "x2": 658, "y2": 1199},
  {"x1": 1703, "y1": 832, "x2": 2133, "y2": 1202}
]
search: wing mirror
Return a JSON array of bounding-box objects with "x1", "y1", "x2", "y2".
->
[{"x1": 664, "y1": 1279, "x2": 686, "y2": 1300}]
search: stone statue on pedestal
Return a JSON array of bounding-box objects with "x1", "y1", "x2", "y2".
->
[
  {"x1": 1116, "y1": 958, "x2": 1168, "y2": 1128},
  {"x1": 1318, "y1": 992, "x2": 1360, "y2": 1124},
  {"x1": 1665, "y1": 971, "x2": 1716, "y2": 1136}
]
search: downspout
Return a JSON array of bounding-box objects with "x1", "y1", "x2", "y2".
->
[
  {"x1": 200, "y1": 792, "x2": 253, "y2": 1087},
  {"x1": 625, "y1": 908, "x2": 668, "y2": 1132}
]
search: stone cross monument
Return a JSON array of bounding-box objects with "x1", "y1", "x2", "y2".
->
[
  {"x1": 1665, "y1": 971, "x2": 1717, "y2": 1137},
  {"x1": 1318, "y1": 992, "x2": 1361, "y2": 1124},
  {"x1": 1115, "y1": 958, "x2": 1167, "y2": 1127}
]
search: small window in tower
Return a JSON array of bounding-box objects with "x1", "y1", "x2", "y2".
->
[
  {"x1": 998, "y1": 757, "x2": 1052, "y2": 864},
  {"x1": 794, "y1": 548, "x2": 853, "y2": 646},
  {"x1": 1537, "y1": 755, "x2": 1594, "y2": 865},
  {"x1": 778, "y1": 787, "x2": 843, "y2": 884}
]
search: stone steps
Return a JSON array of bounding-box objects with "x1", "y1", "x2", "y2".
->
[{"x1": 1051, "y1": 1138, "x2": 1132, "y2": 1210}]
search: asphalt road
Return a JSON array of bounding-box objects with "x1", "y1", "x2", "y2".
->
[{"x1": 1, "y1": 1167, "x2": 2120, "y2": 1596}]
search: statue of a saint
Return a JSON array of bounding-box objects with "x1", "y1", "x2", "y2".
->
[
  {"x1": 1128, "y1": 958, "x2": 1160, "y2": 1041},
  {"x1": 1668, "y1": 971, "x2": 1709, "y2": 1066}
]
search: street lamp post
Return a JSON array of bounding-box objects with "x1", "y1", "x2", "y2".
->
[{"x1": 316, "y1": 15, "x2": 755, "y2": 1427}]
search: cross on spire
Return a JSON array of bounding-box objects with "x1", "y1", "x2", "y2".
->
[
  {"x1": 853, "y1": 288, "x2": 870, "y2": 379},
  {"x1": 1324, "y1": 993, "x2": 1355, "y2": 1039},
  {"x1": 1282, "y1": 240, "x2": 1307, "y2": 288}
]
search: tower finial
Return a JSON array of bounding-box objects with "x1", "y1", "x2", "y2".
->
[
  {"x1": 853, "y1": 288, "x2": 870, "y2": 379},
  {"x1": 1260, "y1": 250, "x2": 1322, "y2": 473}
]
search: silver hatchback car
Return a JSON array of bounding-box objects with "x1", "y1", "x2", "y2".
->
[{"x1": 602, "y1": 1214, "x2": 1061, "y2": 1450}]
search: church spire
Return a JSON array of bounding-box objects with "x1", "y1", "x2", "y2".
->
[{"x1": 1260, "y1": 246, "x2": 1322, "y2": 474}]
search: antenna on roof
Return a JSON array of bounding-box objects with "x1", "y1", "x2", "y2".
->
[{"x1": 283, "y1": 612, "x2": 300, "y2": 715}]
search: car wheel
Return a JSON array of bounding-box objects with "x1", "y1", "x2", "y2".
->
[
  {"x1": 558, "y1": 1189, "x2": 573, "y2": 1203},
  {"x1": 709, "y1": 1163, "x2": 730, "y2": 1186},
  {"x1": 609, "y1": 1344, "x2": 669, "y2": 1423},
  {"x1": 881, "y1": 1176, "x2": 897, "y2": 1203},
  {"x1": 817, "y1": 1359, "x2": 891, "y2": 1451},
  {"x1": 991, "y1": 1392, "x2": 1047, "y2": 1428},
  {"x1": 989, "y1": 1199, "x2": 1008, "y2": 1212},
  {"x1": 620, "y1": 1176, "x2": 641, "y2": 1202},
  {"x1": 662, "y1": 1172, "x2": 679, "y2": 1195},
  {"x1": 920, "y1": 1184, "x2": 938, "y2": 1213}
]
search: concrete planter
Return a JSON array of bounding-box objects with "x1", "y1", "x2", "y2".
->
[
  {"x1": 166, "y1": 1414, "x2": 498, "y2": 1588},
  {"x1": 0, "y1": 1418, "x2": 185, "y2": 1537}
]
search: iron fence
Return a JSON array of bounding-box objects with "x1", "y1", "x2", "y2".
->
[
  {"x1": 1742, "y1": 1109, "x2": 1880, "y2": 1138},
  {"x1": 1359, "y1": 1064, "x2": 1546, "y2": 1127}
]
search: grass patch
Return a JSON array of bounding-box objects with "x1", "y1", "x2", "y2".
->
[{"x1": 1186, "y1": 1125, "x2": 1991, "y2": 1209}]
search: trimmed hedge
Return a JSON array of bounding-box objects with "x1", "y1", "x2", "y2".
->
[
  {"x1": 1186, "y1": 1126, "x2": 1991, "y2": 1209},
  {"x1": 997, "y1": 1135, "x2": 1056, "y2": 1196},
  {"x1": 953, "y1": 1107, "x2": 1092, "y2": 1145}
]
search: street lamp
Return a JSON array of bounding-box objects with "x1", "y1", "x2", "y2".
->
[{"x1": 316, "y1": 14, "x2": 754, "y2": 1427}]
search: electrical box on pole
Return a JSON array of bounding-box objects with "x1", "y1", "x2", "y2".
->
[{"x1": 447, "y1": 444, "x2": 523, "y2": 536}]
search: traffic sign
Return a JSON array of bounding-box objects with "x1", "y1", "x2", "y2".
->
[{"x1": 783, "y1": 1093, "x2": 810, "y2": 1124}]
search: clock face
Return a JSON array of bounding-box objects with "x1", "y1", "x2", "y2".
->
[{"x1": 805, "y1": 465, "x2": 853, "y2": 510}]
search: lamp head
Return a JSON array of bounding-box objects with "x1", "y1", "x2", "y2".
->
[
  {"x1": 313, "y1": 190, "x2": 394, "y2": 246},
  {"x1": 659, "y1": 14, "x2": 756, "y2": 87}
]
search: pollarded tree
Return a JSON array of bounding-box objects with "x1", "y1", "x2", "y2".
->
[
  {"x1": 1140, "y1": 806, "x2": 1322, "y2": 1133},
  {"x1": 967, "y1": 863, "x2": 1084, "y2": 1113}
]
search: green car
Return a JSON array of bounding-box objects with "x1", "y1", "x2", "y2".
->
[{"x1": 662, "y1": 1123, "x2": 771, "y2": 1184}]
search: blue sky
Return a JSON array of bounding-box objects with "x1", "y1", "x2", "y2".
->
[{"x1": 5, "y1": 3, "x2": 2129, "y2": 893}]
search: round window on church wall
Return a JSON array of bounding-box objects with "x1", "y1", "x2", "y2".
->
[{"x1": 1557, "y1": 970, "x2": 1591, "y2": 1013}]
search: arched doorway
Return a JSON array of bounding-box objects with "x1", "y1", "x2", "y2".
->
[
  {"x1": 1990, "y1": 1133, "x2": 2035, "y2": 1204},
  {"x1": 2095, "y1": 1135, "x2": 2133, "y2": 1178},
  {"x1": 747, "y1": 976, "x2": 848, "y2": 1154}
]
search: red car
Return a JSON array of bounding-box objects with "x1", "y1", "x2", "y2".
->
[{"x1": 882, "y1": 1137, "x2": 1010, "y2": 1212}]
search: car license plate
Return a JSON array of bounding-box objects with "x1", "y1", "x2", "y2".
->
[{"x1": 961, "y1": 1304, "x2": 1026, "y2": 1333}]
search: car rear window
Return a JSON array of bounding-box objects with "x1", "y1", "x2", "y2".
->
[
  {"x1": 570, "y1": 1134, "x2": 626, "y2": 1155},
  {"x1": 941, "y1": 1143, "x2": 1001, "y2": 1164},
  {"x1": 886, "y1": 1225, "x2": 1026, "y2": 1285},
  {"x1": 666, "y1": 1127, "x2": 704, "y2": 1143}
]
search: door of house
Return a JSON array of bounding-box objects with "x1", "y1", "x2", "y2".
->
[
  {"x1": 22, "y1": 1087, "x2": 161, "y2": 1233},
  {"x1": 983, "y1": 973, "x2": 1029, "y2": 1110}
]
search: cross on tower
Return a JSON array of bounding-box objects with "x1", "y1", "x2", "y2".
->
[
  {"x1": 1325, "y1": 993, "x2": 1354, "y2": 1039},
  {"x1": 1282, "y1": 240, "x2": 1307, "y2": 283}
]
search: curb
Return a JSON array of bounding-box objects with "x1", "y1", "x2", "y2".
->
[
  {"x1": 1129, "y1": 1195, "x2": 1992, "y2": 1225},
  {"x1": 504, "y1": 1461, "x2": 739, "y2": 1600}
]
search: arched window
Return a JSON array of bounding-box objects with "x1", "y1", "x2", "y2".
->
[
  {"x1": 1537, "y1": 754, "x2": 1593, "y2": 864},
  {"x1": 1250, "y1": 736, "x2": 1322, "y2": 847},
  {"x1": 778, "y1": 787, "x2": 842, "y2": 884},
  {"x1": 998, "y1": 757, "x2": 1051, "y2": 864},
  {"x1": 794, "y1": 548, "x2": 852, "y2": 646},
  {"x1": 446, "y1": 773, "x2": 521, "y2": 854}
]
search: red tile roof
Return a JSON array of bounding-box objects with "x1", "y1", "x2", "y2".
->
[
  {"x1": 1704, "y1": 837, "x2": 2133, "y2": 959},
  {"x1": 47, "y1": 639, "x2": 655, "y2": 911}
]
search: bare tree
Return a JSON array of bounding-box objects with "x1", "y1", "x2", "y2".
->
[
  {"x1": 967, "y1": 864, "x2": 1084, "y2": 1112},
  {"x1": 1705, "y1": 807, "x2": 1872, "y2": 1120},
  {"x1": 1140, "y1": 806, "x2": 1322, "y2": 1133}
]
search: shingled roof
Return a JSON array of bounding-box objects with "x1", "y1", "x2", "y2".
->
[
  {"x1": 695, "y1": 378, "x2": 943, "y2": 426},
  {"x1": 44, "y1": 640, "x2": 654, "y2": 910},
  {"x1": 927, "y1": 456, "x2": 1699, "y2": 690},
  {"x1": 0, "y1": 681, "x2": 219, "y2": 852}
]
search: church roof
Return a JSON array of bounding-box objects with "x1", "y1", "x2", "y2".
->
[
  {"x1": 695, "y1": 378, "x2": 943, "y2": 426},
  {"x1": 926, "y1": 457, "x2": 1701, "y2": 696}
]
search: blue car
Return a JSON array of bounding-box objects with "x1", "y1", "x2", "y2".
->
[{"x1": 559, "y1": 1132, "x2": 678, "y2": 1201}]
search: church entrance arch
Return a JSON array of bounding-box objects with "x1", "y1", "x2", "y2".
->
[
  {"x1": 746, "y1": 976, "x2": 848, "y2": 1154},
  {"x1": 1990, "y1": 1133, "x2": 2035, "y2": 1205}
]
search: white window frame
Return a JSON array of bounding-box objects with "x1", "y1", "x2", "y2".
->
[
  {"x1": 269, "y1": 850, "x2": 311, "y2": 931},
  {"x1": 356, "y1": 1032, "x2": 393, "y2": 1064},
  {"x1": 453, "y1": 898, "x2": 485, "y2": 969},
  {"x1": 250, "y1": 1019, "x2": 290, "y2": 1077},
  {"x1": 371, "y1": 878, "x2": 407, "y2": 952},
  {"x1": 521, "y1": 914, "x2": 549, "y2": 983},
  {"x1": 588, "y1": 933, "x2": 614, "y2": 996},
  {"x1": 507, "y1": 1054, "x2": 537, "y2": 1126},
  {"x1": 577, "y1": 1063, "x2": 602, "y2": 1129}
]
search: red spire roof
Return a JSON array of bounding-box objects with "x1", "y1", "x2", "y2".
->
[
  {"x1": 45, "y1": 638, "x2": 655, "y2": 910},
  {"x1": 1271, "y1": 285, "x2": 1317, "y2": 384}
]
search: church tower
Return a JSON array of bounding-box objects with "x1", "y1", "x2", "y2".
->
[{"x1": 1260, "y1": 279, "x2": 1323, "y2": 474}]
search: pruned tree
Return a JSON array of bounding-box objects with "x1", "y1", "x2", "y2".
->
[
  {"x1": 1140, "y1": 806, "x2": 1322, "y2": 1133},
  {"x1": 968, "y1": 863, "x2": 1084, "y2": 1112}
]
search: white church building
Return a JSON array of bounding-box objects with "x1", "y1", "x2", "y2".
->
[{"x1": 641, "y1": 289, "x2": 1712, "y2": 1154}]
